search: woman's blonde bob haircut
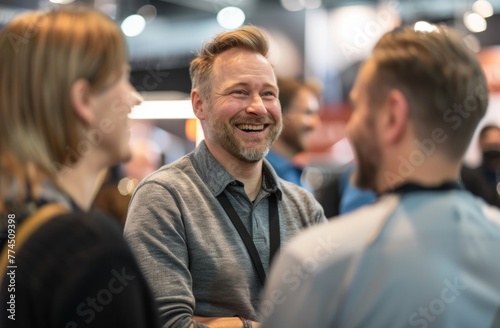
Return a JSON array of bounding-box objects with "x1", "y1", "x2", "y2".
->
[{"x1": 0, "y1": 8, "x2": 127, "y2": 210}]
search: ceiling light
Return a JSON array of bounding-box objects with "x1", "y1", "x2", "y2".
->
[
  {"x1": 472, "y1": 0, "x2": 494, "y2": 18},
  {"x1": 281, "y1": 0, "x2": 321, "y2": 11},
  {"x1": 49, "y1": 0, "x2": 76, "y2": 4},
  {"x1": 121, "y1": 14, "x2": 146, "y2": 37},
  {"x1": 281, "y1": 0, "x2": 304, "y2": 11},
  {"x1": 217, "y1": 7, "x2": 246, "y2": 29},
  {"x1": 413, "y1": 21, "x2": 438, "y2": 32},
  {"x1": 98, "y1": 4, "x2": 117, "y2": 19},
  {"x1": 137, "y1": 4, "x2": 157, "y2": 24},
  {"x1": 464, "y1": 11, "x2": 487, "y2": 33},
  {"x1": 304, "y1": 0, "x2": 322, "y2": 9},
  {"x1": 129, "y1": 100, "x2": 196, "y2": 120}
]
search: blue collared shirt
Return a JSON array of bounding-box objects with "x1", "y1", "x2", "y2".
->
[{"x1": 266, "y1": 150, "x2": 306, "y2": 189}]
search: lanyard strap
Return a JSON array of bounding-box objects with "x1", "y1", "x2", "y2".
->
[{"x1": 216, "y1": 192, "x2": 280, "y2": 286}]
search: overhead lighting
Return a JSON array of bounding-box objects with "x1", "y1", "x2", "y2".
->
[
  {"x1": 472, "y1": 0, "x2": 494, "y2": 18},
  {"x1": 121, "y1": 14, "x2": 146, "y2": 37},
  {"x1": 281, "y1": 0, "x2": 304, "y2": 11},
  {"x1": 413, "y1": 21, "x2": 438, "y2": 32},
  {"x1": 281, "y1": 0, "x2": 321, "y2": 11},
  {"x1": 304, "y1": 0, "x2": 322, "y2": 9},
  {"x1": 129, "y1": 100, "x2": 196, "y2": 120},
  {"x1": 464, "y1": 11, "x2": 487, "y2": 33},
  {"x1": 49, "y1": 0, "x2": 76, "y2": 3},
  {"x1": 217, "y1": 7, "x2": 245, "y2": 29},
  {"x1": 137, "y1": 4, "x2": 157, "y2": 24},
  {"x1": 98, "y1": 4, "x2": 118, "y2": 19}
]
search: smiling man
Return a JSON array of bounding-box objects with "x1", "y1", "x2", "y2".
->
[{"x1": 124, "y1": 26, "x2": 326, "y2": 328}]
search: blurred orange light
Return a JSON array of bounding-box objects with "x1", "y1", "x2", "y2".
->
[{"x1": 185, "y1": 119, "x2": 198, "y2": 142}]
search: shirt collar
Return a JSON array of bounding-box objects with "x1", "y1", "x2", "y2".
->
[{"x1": 189, "y1": 141, "x2": 282, "y2": 200}]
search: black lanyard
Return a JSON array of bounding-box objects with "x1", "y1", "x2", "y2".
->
[{"x1": 216, "y1": 192, "x2": 280, "y2": 286}]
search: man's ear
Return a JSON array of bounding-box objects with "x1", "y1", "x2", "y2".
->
[
  {"x1": 70, "y1": 79, "x2": 94, "y2": 126},
  {"x1": 382, "y1": 89, "x2": 409, "y2": 145},
  {"x1": 191, "y1": 89, "x2": 207, "y2": 120}
]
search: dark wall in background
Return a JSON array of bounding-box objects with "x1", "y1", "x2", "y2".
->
[
  {"x1": 131, "y1": 66, "x2": 192, "y2": 93},
  {"x1": 0, "y1": 0, "x2": 37, "y2": 9}
]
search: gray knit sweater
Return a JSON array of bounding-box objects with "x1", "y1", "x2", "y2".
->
[{"x1": 124, "y1": 141, "x2": 326, "y2": 328}]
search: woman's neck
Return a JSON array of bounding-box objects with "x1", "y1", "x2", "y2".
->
[{"x1": 56, "y1": 162, "x2": 108, "y2": 211}]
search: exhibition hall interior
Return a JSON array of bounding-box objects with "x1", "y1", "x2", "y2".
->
[
  {"x1": 2, "y1": 0, "x2": 500, "y2": 211},
  {"x1": 3, "y1": 1, "x2": 500, "y2": 326}
]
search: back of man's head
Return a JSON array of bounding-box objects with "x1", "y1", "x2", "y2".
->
[{"x1": 367, "y1": 26, "x2": 488, "y2": 161}]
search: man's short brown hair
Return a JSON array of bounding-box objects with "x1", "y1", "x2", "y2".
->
[
  {"x1": 190, "y1": 25, "x2": 269, "y2": 100},
  {"x1": 368, "y1": 26, "x2": 488, "y2": 160}
]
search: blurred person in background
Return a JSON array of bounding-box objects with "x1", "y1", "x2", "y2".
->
[
  {"x1": 315, "y1": 162, "x2": 377, "y2": 217},
  {"x1": 461, "y1": 124, "x2": 500, "y2": 207},
  {"x1": 266, "y1": 77, "x2": 321, "y2": 190},
  {"x1": 124, "y1": 25, "x2": 326, "y2": 328},
  {"x1": 261, "y1": 26, "x2": 500, "y2": 328},
  {"x1": 0, "y1": 8, "x2": 159, "y2": 328}
]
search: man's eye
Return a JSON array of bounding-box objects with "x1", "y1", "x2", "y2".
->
[
  {"x1": 262, "y1": 91, "x2": 276, "y2": 97},
  {"x1": 232, "y1": 90, "x2": 247, "y2": 95}
]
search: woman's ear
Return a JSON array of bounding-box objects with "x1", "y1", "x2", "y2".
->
[
  {"x1": 70, "y1": 79, "x2": 94, "y2": 126},
  {"x1": 382, "y1": 89, "x2": 409, "y2": 145},
  {"x1": 191, "y1": 89, "x2": 207, "y2": 121}
]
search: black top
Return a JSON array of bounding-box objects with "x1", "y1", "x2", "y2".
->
[
  {"x1": 1, "y1": 186, "x2": 159, "y2": 328},
  {"x1": 461, "y1": 164, "x2": 500, "y2": 207}
]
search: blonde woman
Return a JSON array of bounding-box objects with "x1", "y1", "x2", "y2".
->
[{"x1": 0, "y1": 8, "x2": 159, "y2": 327}]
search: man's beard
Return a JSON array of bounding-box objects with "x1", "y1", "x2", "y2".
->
[
  {"x1": 206, "y1": 112, "x2": 283, "y2": 163},
  {"x1": 351, "y1": 118, "x2": 380, "y2": 192}
]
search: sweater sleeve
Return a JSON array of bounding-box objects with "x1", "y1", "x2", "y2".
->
[{"x1": 124, "y1": 181, "x2": 207, "y2": 328}]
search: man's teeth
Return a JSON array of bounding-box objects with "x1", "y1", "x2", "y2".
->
[{"x1": 237, "y1": 124, "x2": 265, "y2": 131}]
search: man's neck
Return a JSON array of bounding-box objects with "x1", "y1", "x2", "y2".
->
[
  {"x1": 225, "y1": 158, "x2": 263, "y2": 201},
  {"x1": 377, "y1": 154, "x2": 461, "y2": 194},
  {"x1": 205, "y1": 142, "x2": 264, "y2": 201}
]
